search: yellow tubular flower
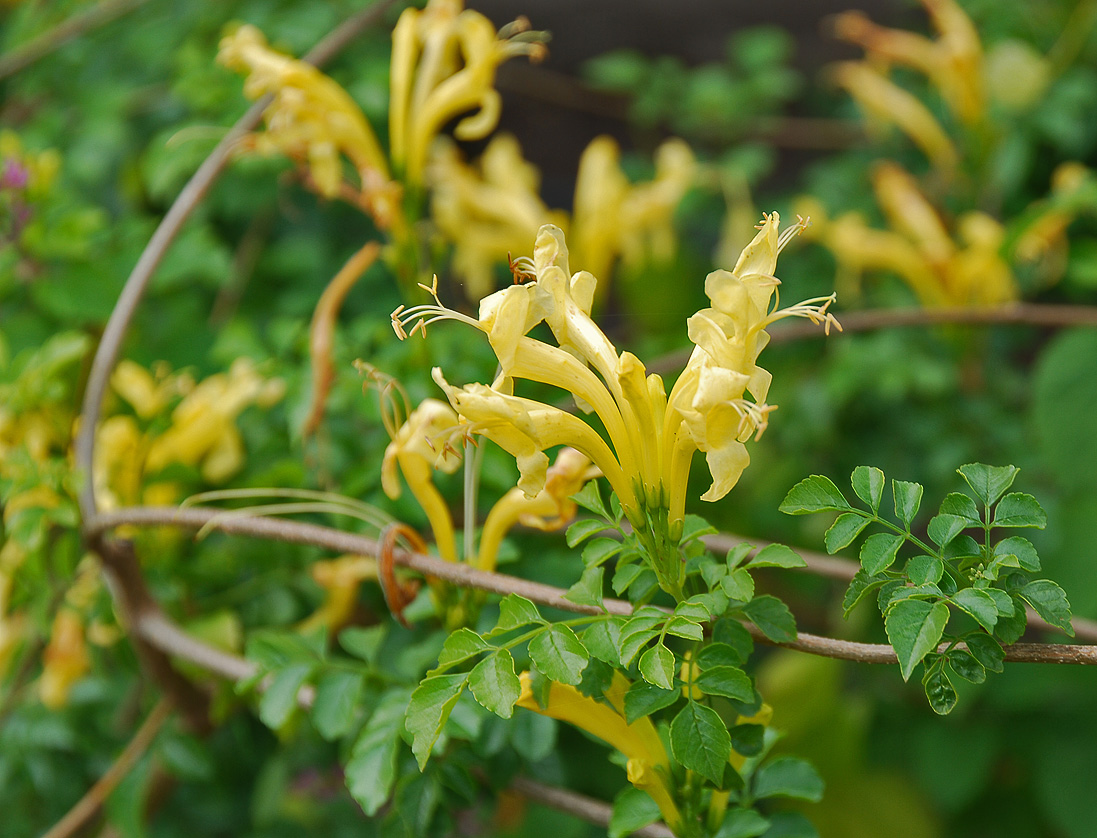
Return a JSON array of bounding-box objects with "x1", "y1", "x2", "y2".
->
[
  {"x1": 381, "y1": 398, "x2": 465, "y2": 562},
  {"x1": 298, "y1": 555, "x2": 379, "y2": 634},
  {"x1": 395, "y1": 217, "x2": 837, "y2": 598},
  {"x1": 871, "y1": 162, "x2": 955, "y2": 268},
  {"x1": 40, "y1": 608, "x2": 90, "y2": 709},
  {"x1": 829, "y1": 62, "x2": 958, "y2": 170},
  {"x1": 389, "y1": 0, "x2": 546, "y2": 187},
  {"x1": 517, "y1": 672, "x2": 683, "y2": 834},
  {"x1": 477, "y1": 447, "x2": 597, "y2": 572}
]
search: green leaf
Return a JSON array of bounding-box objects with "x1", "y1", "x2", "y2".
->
[
  {"x1": 964, "y1": 633, "x2": 1005, "y2": 673},
  {"x1": 338, "y1": 625, "x2": 387, "y2": 666},
  {"x1": 722, "y1": 568, "x2": 755, "y2": 602},
  {"x1": 780, "y1": 475, "x2": 851, "y2": 515},
  {"x1": 695, "y1": 666, "x2": 753, "y2": 702},
  {"x1": 947, "y1": 650, "x2": 986, "y2": 684},
  {"x1": 892, "y1": 480, "x2": 924, "y2": 527},
  {"x1": 884, "y1": 599, "x2": 950, "y2": 681},
  {"x1": 509, "y1": 710, "x2": 557, "y2": 763},
  {"x1": 582, "y1": 538, "x2": 622, "y2": 568},
  {"x1": 752, "y1": 756, "x2": 825, "y2": 802},
  {"x1": 489, "y1": 595, "x2": 544, "y2": 637},
  {"x1": 436, "y1": 628, "x2": 492, "y2": 669},
  {"x1": 566, "y1": 518, "x2": 614, "y2": 547},
  {"x1": 624, "y1": 681, "x2": 680, "y2": 724},
  {"x1": 906, "y1": 555, "x2": 944, "y2": 586},
  {"x1": 851, "y1": 465, "x2": 885, "y2": 513},
  {"x1": 951, "y1": 588, "x2": 999, "y2": 632},
  {"x1": 859, "y1": 532, "x2": 904, "y2": 575},
  {"x1": 824, "y1": 512, "x2": 870, "y2": 554},
  {"x1": 842, "y1": 570, "x2": 888, "y2": 617},
  {"x1": 583, "y1": 619, "x2": 623, "y2": 666},
  {"x1": 957, "y1": 464, "x2": 1019, "y2": 506},
  {"x1": 681, "y1": 514, "x2": 719, "y2": 543},
  {"x1": 725, "y1": 543, "x2": 754, "y2": 570},
  {"x1": 664, "y1": 615, "x2": 704, "y2": 641},
  {"x1": 529, "y1": 625, "x2": 589, "y2": 685},
  {"x1": 922, "y1": 662, "x2": 958, "y2": 715},
  {"x1": 571, "y1": 481, "x2": 609, "y2": 518},
  {"x1": 564, "y1": 565, "x2": 605, "y2": 609},
  {"x1": 639, "y1": 644, "x2": 675, "y2": 690},
  {"x1": 927, "y1": 514, "x2": 969, "y2": 547},
  {"x1": 259, "y1": 664, "x2": 313, "y2": 730},
  {"x1": 346, "y1": 689, "x2": 409, "y2": 815},
  {"x1": 984, "y1": 587, "x2": 1015, "y2": 616},
  {"x1": 609, "y1": 786, "x2": 662, "y2": 838},
  {"x1": 729, "y1": 723, "x2": 765, "y2": 758},
  {"x1": 675, "y1": 600, "x2": 712, "y2": 622},
  {"x1": 469, "y1": 650, "x2": 521, "y2": 718},
  {"x1": 714, "y1": 807, "x2": 770, "y2": 838},
  {"x1": 992, "y1": 493, "x2": 1047, "y2": 528},
  {"x1": 617, "y1": 614, "x2": 664, "y2": 666},
  {"x1": 741, "y1": 595, "x2": 796, "y2": 643},
  {"x1": 671, "y1": 701, "x2": 732, "y2": 785},
  {"x1": 994, "y1": 598, "x2": 1028, "y2": 644},
  {"x1": 311, "y1": 670, "x2": 364, "y2": 740},
  {"x1": 746, "y1": 543, "x2": 806, "y2": 569},
  {"x1": 1018, "y1": 580, "x2": 1074, "y2": 635},
  {"x1": 993, "y1": 536, "x2": 1040, "y2": 572},
  {"x1": 406, "y1": 673, "x2": 468, "y2": 770},
  {"x1": 714, "y1": 618, "x2": 755, "y2": 660},
  {"x1": 939, "y1": 492, "x2": 983, "y2": 525},
  {"x1": 612, "y1": 562, "x2": 647, "y2": 596},
  {"x1": 697, "y1": 642, "x2": 746, "y2": 669}
]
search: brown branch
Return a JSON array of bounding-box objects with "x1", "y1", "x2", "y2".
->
[
  {"x1": 510, "y1": 776, "x2": 674, "y2": 838},
  {"x1": 0, "y1": 0, "x2": 148, "y2": 81},
  {"x1": 88, "y1": 506, "x2": 1097, "y2": 665},
  {"x1": 648, "y1": 303, "x2": 1097, "y2": 376},
  {"x1": 39, "y1": 698, "x2": 172, "y2": 838}
]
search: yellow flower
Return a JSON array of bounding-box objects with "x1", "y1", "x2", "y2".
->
[
  {"x1": 298, "y1": 554, "x2": 379, "y2": 634},
  {"x1": 395, "y1": 217, "x2": 837, "y2": 597},
  {"x1": 40, "y1": 608, "x2": 90, "y2": 709},
  {"x1": 517, "y1": 671, "x2": 683, "y2": 833}
]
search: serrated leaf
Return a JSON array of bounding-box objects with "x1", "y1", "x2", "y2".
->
[
  {"x1": 1018, "y1": 579, "x2": 1074, "y2": 635},
  {"x1": 957, "y1": 464, "x2": 1019, "y2": 506},
  {"x1": 617, "y1": 615, "x2": 663, "y2": 666},
  {"x1": 609, "y1": 786, "x2": 662, "y2": 838},
  {"x1": 338, "y1": 625, "x2": 387, "y2": 666},
  {"x1": 436, "y1": 628, "x2": 492, "y2": 669},
  {"x1": 489, "y1": 595, "x2": 544, "y2": 637},
  {"x1": 884, "y1": 599, "x2": 950, "y2": 681},
  {"x1": 964, "y1": 633, "x2": 1005, "y2": 673},
  {"x1": 675, "y1": 600, "x2": 711, "y2": 621},
  {"x1": 612, "y1": 562, "x2": 647, "y2": 595},
  {"x1": 564, "y1": 565, "x2": 605, "y2": 609},
  {"x1": 582, "y1": 537, "x2": 622, "y2": 568},
  {"x1": 951, "y1": 588, "x2": 999, "y2": 632},
  {"x1": 746, "y1": 543, "x2": 806, "y2": 569},
  {"x1": 892, "y1": 480, "x2": 923, "y2": 527},
  {"x1": 259, "y1": 664, "x2": 313, "y2": 730},
  {"x1": 639, "y1": 644, "x2": 675, "y2": 690},
  {"x1": 671, "y1": 701, "x2": 732, "y2": 785},
  {"x1": 695, "y1": 666, "x2": 753, "y2": 702},
  {"x1": 714, "y1": 807, "x2": 770, "y2": 838},
  {"x1": 406, "y1": 674, "x2": 468, "y2": 770},
  {"x1": 681, "y1": 513, "x2": 718, "y2": 543},
  {"x1": 571, "y1": 481, "x2": 608, "y2": 518},
  {"x1": 780, "y1": 475, "x2": 851, "y2": 515},
  {"x1": 729, "y1": 723, "x2": 765, "y2": 758},
  {"x1": 842, "y1": 570, "x2": 888, "y2": 617},
  {"x1": 311, "y1": 670, "x2": 364, "y2": 740},
  {"x1": 994, "y1": 597, "x2": 1028, "y2": 644},
  {"x1": 469, "y1": 650, "x2": 521, "y2": 718},
  {"x1": 752, "y1": 756, "x2": 825, "y2": 802},
  {"x1": 947, "y1": 650, "x2": 986, "y2": 684},
  {"x1": 529, "y1": 625, "x2": 589, "y2": 685},
  {"x1": 583, "y1": 619, "x2": 623, "y2": 666},
  {"x1": 741, "y1": 595, "x2": 796, "y2": 643},
  {"x1": 725, "y1": 542, "x2": 754, "y2": 570},
  {"x1": 984, "y1": 587, "x2": 1014, "y2": 616},
  {"x1": 851, "y1": 465, "x2": 885, "y2": 513},
  {"x1": 697, "y1": 642, "x2": 746, "y2": 669},
  {"x1": 923, "y1": 663, "x2": 958, "y2": 715},
  {"x1": 927, "y1": 514, "x2": 969, "y2": 547},
  {"x1": 884, "y1": 584, "x2": 945, "y2": 610},
  {"x1": 824, "y1": 512, "x2": 870, "y2": 554},
  {"x1": 992, "y1": 493, "x2": 1047, "y2": 528},
  {"x1": 722, "y1": 568, "x2": 755, "y2": 602},
  {"x1": 346, "y1": 689, "x2": 409, "y2": 814},
  {"x1": 859, "y1": 532, "x2": 904, "y2": 575},
  {"x1": 939, "y1": 492, "x2": 983, "y2": 524},
  {"x1": 664, "y1": 615, "x2": 704, "y2": 641},
  {"x1": 713, "y1": 618, "x2": 754, "y2": 659},
  {"x1": 624, "y1": 681, "x2": 680, "y2": 724},
  {"x1": 906, "y1": 555, "x2": 944, "y2": 586},
  {"x1": 993, "y1": 536, "x2": 1040, "y2": 572},
  {"x1": 566, "y1": 517, "x2": 614, "y2": 547}
]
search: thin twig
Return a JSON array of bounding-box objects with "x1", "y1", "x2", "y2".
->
[
  {"x1": 39, "y1": 698, "x2": 172, "y2": 838},
  {"x1": 87, "y1": 506, "x2": 1097, "y2": 666},
  {"x1": 0, "y1": 0, "x2": 148, "y2": 81},
  {"x1": 510, "y1": 776, "x2": 674, "y2": 838},
  {"x1": 649, "y1": 303, "x2": 1097, "y2": 376}
]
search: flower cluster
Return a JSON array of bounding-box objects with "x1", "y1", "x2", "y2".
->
[{"x1": 393, "y1": 215, "x2": 838, "y2": 597}]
